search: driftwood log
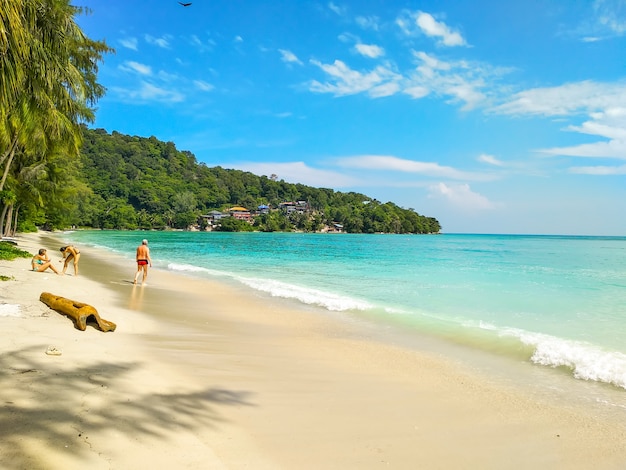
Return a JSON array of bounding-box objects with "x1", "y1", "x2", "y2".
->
[{"x1": 40, "y1": 292, "x2": 116, "y2": 332}]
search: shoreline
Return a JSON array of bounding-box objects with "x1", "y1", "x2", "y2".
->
[{"x1": 1, "y1": 231, "x2": 625, "y2": 469}]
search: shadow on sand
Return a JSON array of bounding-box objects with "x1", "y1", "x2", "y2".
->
[{"x1": 0, "y1": 345, "x2": 254, "y2": 469}]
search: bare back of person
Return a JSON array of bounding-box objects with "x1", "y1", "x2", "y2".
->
[{"x1": 134, "y1": 239, "x2": 152, "y2": 285}]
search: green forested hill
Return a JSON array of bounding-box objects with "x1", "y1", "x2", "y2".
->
[{"x1": 59, "y1": 127, "x2": 441, "y2": 234}]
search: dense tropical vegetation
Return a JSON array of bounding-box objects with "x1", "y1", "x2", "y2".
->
[
  {"x1": 74, "y1": 128, "x2": 440, "y2": 234},
  {"x1": 0, "y1": 1, "x2": 440, "y2": 235},
  {"x1": 0, "y1": 0, "x2": 110, "y2": 235}
]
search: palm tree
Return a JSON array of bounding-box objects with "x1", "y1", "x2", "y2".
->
[{"x1": 0, "y1": 0, "x2": 111, "y2": 231}]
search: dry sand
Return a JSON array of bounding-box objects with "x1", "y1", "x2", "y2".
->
[{"x1": 1, "y1": 231, "x2": 625, "y2": 470}]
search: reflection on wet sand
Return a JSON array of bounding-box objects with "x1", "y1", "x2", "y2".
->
[{"x1": 128, "y1": 283, "x2": 145, "y2": 311}]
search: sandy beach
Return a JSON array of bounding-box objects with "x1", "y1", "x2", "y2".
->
[{"x1": 1, "y1": 231, "x2": 625, "y2": 469}]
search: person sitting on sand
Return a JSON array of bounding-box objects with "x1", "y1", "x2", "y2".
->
[
  {"x1": 59, "y1": 245, "x2": 81, "y2": 276},
  {"x1": 133, "y1": 239, "x2": 152, "y2": 285},
  {"x1": 31, "y1": 248, "x2": 61, "y2": 274}
]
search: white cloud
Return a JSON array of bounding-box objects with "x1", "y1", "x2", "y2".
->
[
  {"x1": 540, "y1": 139, "x2": 626, "y2": 159},
  {"x1": 119, "y1": 61, "x2": 152, "y2": 76},
  {"x1": 112, "y1": 82, "x2": 185, "y2": 104},
  {"x1": 404, "y1": 85, "x2": 430, "y2": 99},
  {"x1": 569, "y1": 108, "x2": 626, "y2": 139},
  {"x1": 194, "y1": 80, "x2": 215, "y2": 92},
  {"x1": 428, "y1": 182, "x2": 497, "y2": 210},
  {"x1": 354, "y1": 43, "x2": 384, "y2": 58},
  {"x1": 228, "y1": 161, "x2": 357, "y2": 187},
  {"x1": 145, "y1": 34, "x2": 171, "y2": 49},
  {"x1": 492, "y1": 81, "x2": 626, "y2": 116},
  {"x1": 335, "y1": 155, "x2": 495, "y2": 181},
  {"x1": 234, "y1": 35, "x2": 243, "y2": 43},
  {"x1": 369, "y1": 82, "x2": 400, "y2": 98},
  {"x1": 397, "y1": 11, "x2": 467, "y2": 47},
  {"x1": 119, "y1": 37, "x2": 138, "y2": 51},
  {"x1": 593, "y1": 0, "x2": 626, "y2": 35},
  {"x1": 416, "y1": 12, "x2": 467, "y2": 46},
  {"x1": 308, "y1": 51, "x2": 494, "y2": 108},
  {"x1": 491, "y1": 82, "x2": 626, "y2": 160},
  {"x1": 355, "y1": 15, "x2": 380, "y2": 31},
  {"x1": 157, "y1": 70, "x2": 180, "y2": 82},
  {"x1": 404, "y1": 51, "x2": 488, "y2": 109},
  {"x1": 538, "y1": 106, "x2": 626, "y2": 159},
  {"x1": 279, "y1": 49, "x2": 303, "y2": 65},
  {"x1": 309, "y1": 59, "x2": 402, "y2": 97},
  {"x1": 570, "y1": 164, "x2": 626, "y2": 175},
  {"x1": 478, "y1": 154, "x2": 504, "y2": 166},
  {"x1": 328, "y1": 2, "x2": 345, "y2": 16},
  {"x1": 190, "y1": 35, "x2": 216, "y2": 52}
]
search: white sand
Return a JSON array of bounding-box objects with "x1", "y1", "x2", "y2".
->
[{"x1": 1, "y1": 231, "x2": 625, "y2": 470}]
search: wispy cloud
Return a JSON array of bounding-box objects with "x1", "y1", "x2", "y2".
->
[
  {"x1": 145, "y1": 34, "x2": 171, "y2": 49},
  {"x1": 189, "y1": 35, "x2": 216, "y2": 52},
  {"x1": 492, "y1": 81, "x2": 626, "y2": 116},
  {"x1": 478, "y1": 154, "x2": 505, "y2": 166},
  {"x1": 119, "y1": 61, "x2": 152, "y2": 76},
  {"x1": 355, "y1": 15, "x2": 380, "y2": 31},
  {"x1": 541, "y1": 139, "x2": 626, "y2": 159},
  {"x1": 569, "y1": 164, "x2": 626, "y2": 175},
  {"x1": 112, "y1": 82, "x2": 185, "y2": 104},
  {"x1": 336, "y1": 155, "x2": 496, "y2": 181},
  {"x1": 307, "y1": 48, "x2": 503, "y2": 109},
  {"x1": 309, "y1": 59, "x2": 402, "y2": 97},
  {"x1": 590, "y1": 0, "x2": 626, "y2": 37},
  {"x1": 228, "y1": 161, "x2": 357, "y2": 187},
  {"x1": 405, "y1": 51, "x2": 488, "y2": 109},
  {"x1": 328, "y1": 2, "x2": 345, "y2": 16},
  {"x1": 119, "y1": 37, "x2": 138, "y2": 51},
  {"x1": 428, "y1": 182, "x2": 498, "y2": 210},
  {"x1": 194, "y1": 80, "x2": 215, "y2": 92},
  {"x1": 279, "y1": 49, "x2": 303, "y2": 65},
  {"x1": 490, "y1": 80, "x2": 626, "y2": 161},
  {"x1": 354, "y1": 43, "x2": 384, "y2": 58},
  {"x1": 397, "y1": 11, "x2": 467, "y2": 47}
]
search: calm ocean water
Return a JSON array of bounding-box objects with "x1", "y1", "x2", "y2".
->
[{"x1": 63, "y1": 231, "x2": 626, "y2": 392}]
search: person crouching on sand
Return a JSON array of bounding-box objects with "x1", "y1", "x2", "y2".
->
[
  {"x1": 133, "y1": 239, "x2": 152, "y2": 285},
  {"x1": 31, "y1": 248, "x2": 61, "y2": 274},
  {"x1": 59, "y1": 245, "x2": 81, "y2": 276}
]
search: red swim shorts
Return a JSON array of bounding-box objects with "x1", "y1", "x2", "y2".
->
[{"x1": 137, "y1": 260, "x2": 149, "y2": 266}]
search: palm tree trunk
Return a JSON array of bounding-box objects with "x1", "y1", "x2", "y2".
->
[
  {"x1": 0, "y1": 203, "x2": 8, "y2": 238},
  {"x1": 10, "y1": 203, "x2": 20, "y2": 236},
  {"x1": 3, "y1": 204, "x2": 13, "y2": 237},
  {"x1": 0, "y1": 142, "x2": 17, "y2": 192}
]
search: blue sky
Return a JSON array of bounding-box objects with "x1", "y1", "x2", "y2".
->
[{"x1": 75, "y1": 0, "x2": 626, "y2": 235}]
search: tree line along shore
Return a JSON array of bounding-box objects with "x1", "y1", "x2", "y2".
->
[{"x1": 4, "y1": 124, "x2": 442, "y2": 235}]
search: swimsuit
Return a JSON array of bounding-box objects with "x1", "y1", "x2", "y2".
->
[{"x1": 137, "y1": 259, "x2": 149, "y2": 266}]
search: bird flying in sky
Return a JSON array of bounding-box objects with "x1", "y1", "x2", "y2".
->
[{"x1": 178, "y1": 2, "x2": 191, "y2": 6}]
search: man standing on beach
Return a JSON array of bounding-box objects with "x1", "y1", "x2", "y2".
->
[{"x1": 133, "y1": 239, "x2": 152, "y2": 285}]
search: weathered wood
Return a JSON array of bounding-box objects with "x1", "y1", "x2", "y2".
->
[{"x1": 39, "y1": 292, "x2": 116, "y2": 332}]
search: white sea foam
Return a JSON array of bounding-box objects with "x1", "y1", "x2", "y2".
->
[
  {"x1": 168, "y1": 262, "x2": 372, "y2": 311},
  {"x1": 0, "y1": 304, "x2": 20, "y2": 317},
  {"x1": 238, "y1": 277, "x2": 372, "y2": 312},
  {"x1": 496, "y1": 327, "x2": 626, "y2": 390},
  {"x1": 167, "y1": 262, "x2": 227, "y2": 277}
]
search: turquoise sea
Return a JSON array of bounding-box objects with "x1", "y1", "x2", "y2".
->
[{"x1": 63, "y1": 231, "x2": 626, "y2": 393}]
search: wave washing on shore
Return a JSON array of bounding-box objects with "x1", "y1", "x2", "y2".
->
[{"x1": 62, "y1": 230, "x2": 626, "y2": 391}]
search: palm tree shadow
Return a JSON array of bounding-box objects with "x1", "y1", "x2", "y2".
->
[{"x1": 0, "y1": 345, "x2": 255, "y2": 469}]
